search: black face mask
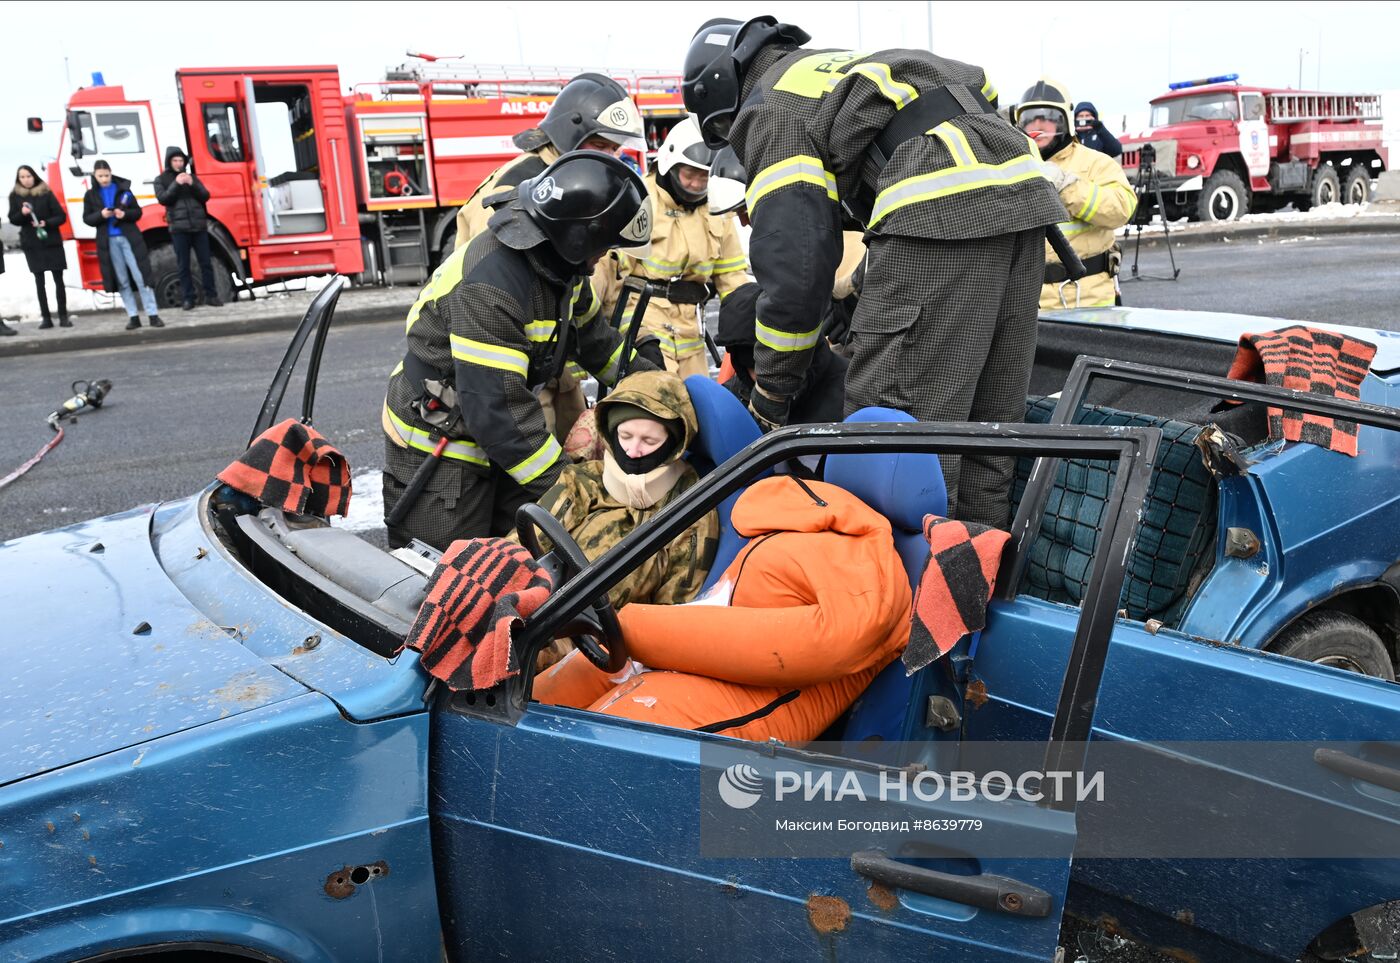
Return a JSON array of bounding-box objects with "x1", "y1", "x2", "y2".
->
[
  {"x1": 658, "y1": 168, "x2": 706, "y2": 210},
  {"x1": 606, "y1": 430, "x2": 681, "y2": 475}
]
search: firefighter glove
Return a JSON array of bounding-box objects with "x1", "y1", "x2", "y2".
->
[
  {"x1": 632, "y1": 334, "x2": 665, "y2": 371},
  {"x1": 1040, "y1": 162, "x2": 1078, "y2": 193},
  {"x1": 748, "y1": 383, "x2": 791, "y2": 433}
]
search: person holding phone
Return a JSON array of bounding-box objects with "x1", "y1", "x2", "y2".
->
[
  {"x1": 8, "y1": 165, "x2": 69, "y2": 329},
  {"x1": 82, "y1": 160, "x2": 163, "y2": 330}
]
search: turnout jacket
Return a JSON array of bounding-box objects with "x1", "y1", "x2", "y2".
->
[
  {"x1": 618, "y1": 172, "x2": 749, "y2": 359},
  {"x1": 729, "y1": 46, "x2": 1066, "y2": 396},
  {"x1": 384, "y1": 230, "x2": 652, "y2": 500},
  {"x1": 1041, "y1": 140, "x2": 1136, "y2": 310}
]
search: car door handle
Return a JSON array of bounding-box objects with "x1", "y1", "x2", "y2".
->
[
  {"x1": 850, "y1": 850, "x2": 1052, "y2": 918},
  {"x1": 1314, "y1": 748, "x2": 1400, "y2": 793}
]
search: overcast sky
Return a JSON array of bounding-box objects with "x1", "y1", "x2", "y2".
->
[{"x1": 5, "y1": 0, "x2": 1399, "y2": 186}]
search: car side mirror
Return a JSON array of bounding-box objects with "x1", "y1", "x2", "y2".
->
[
  {"x1": 26, "y1": 117, "x2": 43, "y2": 133},
  {"x1": 66, "y1": 111, "x2": 86, "y2": 159}
]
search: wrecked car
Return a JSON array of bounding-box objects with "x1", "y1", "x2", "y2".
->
[{"x1": 2, "y1": 278, "x2": 1399, "y2": 963}]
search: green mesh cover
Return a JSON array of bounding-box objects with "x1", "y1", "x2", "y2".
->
[{"x1": 1009, "y1": 397, "x2": 1217, "y2": 625}]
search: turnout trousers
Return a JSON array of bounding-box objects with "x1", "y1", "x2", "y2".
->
[
  {"x1": 382, "y1": 439, "x2": 531, "y2": 550},
  {"x1": 844, "y1": 229, "x2": 1045, "y2": 529}
]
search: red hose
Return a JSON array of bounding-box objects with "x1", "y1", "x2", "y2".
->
[{"x1": 0, "y1": 424, "x2": 64, "y2": 491}]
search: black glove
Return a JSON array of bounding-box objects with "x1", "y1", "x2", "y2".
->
[
  {"x1": 631, "y1": 334, "x2": 665, "y2": 371},
  {"x1": 661, "y1": 280, "x2": 711, "y2": 305},
  {"x1": 748, "y1": 383, "x2": 791, "y2": 433}
]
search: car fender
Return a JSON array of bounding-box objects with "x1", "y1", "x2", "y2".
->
[{"x1": 17, "y1": 908, "x2": 331, "y2": 963}]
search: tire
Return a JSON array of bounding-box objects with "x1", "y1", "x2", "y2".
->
[
  {"x1": 1270, "y1": 610, "x2": 1395, "y2": 680},
  {"x1": 1309, "y1": 165, "x2": 1340, "y2": 209},
  {"x1": 1343, "y1": 166, "x2": 1372, "y2": 205},
  {"x1": 148, "y1": 242, "x2": 236, "y2": 310},
  {"x1": 1195, "y1": 169, "x2": 1248, "y2": 222}
]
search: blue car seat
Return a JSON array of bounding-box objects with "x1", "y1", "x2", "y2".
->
[
  {"x1": 682, "y1": 375, "x2": 771, "y2": 590},
  {"x1": 823, "y1": 408, "x2": 949, "y2": 743}
]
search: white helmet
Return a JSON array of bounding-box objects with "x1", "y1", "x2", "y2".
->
[
  {"x1": 707, "y1": 145, "x2": 747, "y2": 215},
  {"x1": 656, "y1": 116, "x2": 715, "y2": 178}
]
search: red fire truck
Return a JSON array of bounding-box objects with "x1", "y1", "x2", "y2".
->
[
  {"x1": 33, "y1": 61, "x2": 687, "y2": 305},
  {"x1": 1119, "y1": 75, "x2": 1388, "y2": 222}
]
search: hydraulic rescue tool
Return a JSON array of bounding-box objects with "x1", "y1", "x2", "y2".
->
[{"x1": 0, "y1": 379, "x2": 113, "y2": 491}]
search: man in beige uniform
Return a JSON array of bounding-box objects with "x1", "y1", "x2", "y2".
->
[
  {"x1": 616, "y1": 117, "x2": 749, "y2": 380},
  {"x1": 453, "y1": 73, "x2": 648, "y2": 439}
]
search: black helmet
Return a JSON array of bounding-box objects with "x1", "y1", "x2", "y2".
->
[
  {"x1": 489, "y1": 151, "x2": 652, "y2": 265},
  {"x1": 535, "y1": 72, "x2": 646, "y2": 154},
  {"x1": 707, "y1": 145, "x2": 748, "y2": 215},
  {"x1": 683, "y1": 16, "x2": 811, "y2": 149},
  {"x1": 1016, "y1": 78, "x2": 1073, "y2": 159}
]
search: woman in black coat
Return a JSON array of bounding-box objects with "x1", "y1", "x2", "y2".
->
[{"x1": 8, "y1": 165, "x2": 69, "y2": 328}]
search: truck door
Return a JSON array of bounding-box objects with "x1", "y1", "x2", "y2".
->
[
  {"x1": 1239, "y1": 92, "x2": 1270, "y2": 178},
  {"x1": 176, "y1": 72, "x2": 258, "y2": 254},
  {"x1": 60, "y1": 98, "x2": 163, "y2": 241},
  {"x1": 427, "y1": 423, "x2": 1160, "y2": 962}
]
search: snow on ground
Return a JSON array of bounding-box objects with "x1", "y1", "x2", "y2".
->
[
  {"x1": 1131, "y1": 200, "x2": 1400, "y2": 235},
  {"x1": 331, "y1": 468, "x2": 385, "y2": 533}
]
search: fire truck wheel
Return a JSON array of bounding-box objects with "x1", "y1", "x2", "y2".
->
[
  {"x1": 1196, "y1": 170, "x2": 1248, "y2": 222},
  {"x1": 148, "y1": 243, "x2": 235, "y2": 309},
  {"x1": 1308, "y1": 165, "x2": 1340, "y2": 209},
  {"x1": 1343, "y1": 166, "x2": 1372, "y2": 205}
]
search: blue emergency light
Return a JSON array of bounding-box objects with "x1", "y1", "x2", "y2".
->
[
  {"x1": 1168, "y1": 73, "x2": 1239, "y2": 90},
  {"x1": 91, "y1": 71, "x2": 106, "y2": 87}
]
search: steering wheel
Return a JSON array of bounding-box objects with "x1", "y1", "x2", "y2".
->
[{"x1": 515, "y1": 502, "x2": 628, "y2": 673}]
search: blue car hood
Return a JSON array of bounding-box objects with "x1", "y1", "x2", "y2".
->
[{"x1": 0, "y1": 505, "x2": 308, "y2": 787}]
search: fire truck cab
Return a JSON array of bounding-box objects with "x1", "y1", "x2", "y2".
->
[
  {"x1": 1120, "y1": 75, "x2": 1388, "y2": 223},
  {"x1": 44, "y1": 62, "x2": 687, "y2": 305}
]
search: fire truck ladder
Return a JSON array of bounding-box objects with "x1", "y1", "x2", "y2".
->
[
  {"x1": 382, "y1": 61, "x2": 678, "y2": 99},
  {"x1": 1267, "y1": 92, "x2": 1384, "y2": 123}
]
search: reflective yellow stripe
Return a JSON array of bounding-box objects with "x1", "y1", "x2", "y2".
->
[
  {"x1": 1058, "y1": 220, "x2": 1091, "y2": 237},
  {"x1": 449, "y1": 334, "x2": 530, "y2": 377},
  {"x1": 930, "y1": 121, "x2": 976, "y2": 167},
  {"x1": 755, "y1": 317, "x2": 821, "y2": 353},
  {"x1": 1077, "y1": 184, "x2": 1102, "y2": 222},
  {"x1": 656, "y1": 330, "x2": 706, "y2": 355},
  {"x1": 642, "y1": 256, "x2": 685, "y2": 273},
  {"x1": 980, "y1": 77, "x2": 998, "y2": 104},
  {"x1": 405, "y1": 245, "x2": 468, "y2": 333},
  {"x1": 746, "y1": 155, "x2": 839, "y2": 213},
  {"x1": 524, "y1": 319, "x2": 557, "y2": 342},
  {"x1": 868, "y1": 153, "x2": 1046, "y2": 228},
  {"x1": 847, "y1": 62, "x2": 918, "y2": 109},
  {"x1": 598, "y1": 339, "x2": 627, "y2": 384},
  {"x1": 565, "y1": 361, "x2": 588, "y2": 381},
  {"x1": 384, "y1": 405, "x2": 489, "y2": 465},
  {"x1": 508, "y1": 435, "x2": 561, "y2": 485},
  {"x1": 712, "y1": 255, "x2": 748, "y2": 274}
]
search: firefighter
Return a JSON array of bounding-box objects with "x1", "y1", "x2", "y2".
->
[
  {"x1": 453, "y1": 73, "x2": 648, "y2": 442},
  {"x1": 615, "y1": 117, "x2": 749, "y2": 379},
  {"x1": 382, "y1": 151, "x2": 661, "y2": 550},
  {"x1": 683, "y1": 18, "x2": 1068, "y2": 528},
  {"x1": 1016, "y1": 80, "x2": 1137, "y2": 311}
]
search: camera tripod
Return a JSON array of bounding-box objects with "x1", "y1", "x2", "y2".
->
[{"x1": 1121, "y1": 147, "x2": 1181, "y2": 282}]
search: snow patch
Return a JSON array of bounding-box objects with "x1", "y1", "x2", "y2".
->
[{"x1": 331, "y1": 469, "x2": 385, "y2": 533}]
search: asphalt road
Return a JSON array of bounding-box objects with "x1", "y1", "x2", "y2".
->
[
  {"x1": 4, "y1": 229, "x2": 1399, "y2": 545},
  {"x1": 1119, "y1": 230, "x2": 1400, "y2": 329}
]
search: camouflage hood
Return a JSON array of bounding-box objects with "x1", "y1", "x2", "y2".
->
[{"x1": 594, "y1": 370, "x2": 698, "y2": 464}]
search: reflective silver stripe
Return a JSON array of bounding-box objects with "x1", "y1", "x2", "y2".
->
[
  {"x1": 930, "y1": 121, "x2": 976, "y2": 167},
  {"x1": 755, "y1": 317, "x2": 821, "y2": 352},
  {"x1": 598, "y1": 339, "x2": 627, "y2": 384},
  {"x1": 1077, "y1": 183, "x2": 1102, "y2": 222},
  {"x1": 745, "y1": 155, "x2": 839, "y2": 212},
  {"x1": 449, "y1": 334, "x2": 530, "y2": 376},
  {"x1": 847, "y1": 62, "x2": 917, "y2": 109},
  {"x1": 712, "y1": 255, "x2": 748, "y2": 273},
  {"x1": 508, "y1": 435, "x2": 562, "y2": 485},
  {"x1": 868, "y1": 153, "x2": 1046, "y2": 228},
  {"x1": 524, "y1": 319, "x2": 557, "y2": 341},
  {"x1": 384, "y1": 405, "x2": 488, "y2": 465}
]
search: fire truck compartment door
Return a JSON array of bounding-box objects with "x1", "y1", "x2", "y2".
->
[
  {"x1": 242, "y1": 78, "x2": 277, "y2": 238},
  {"x1": 1239, "y1": 95, "x2": 1270, "y2": 178}
]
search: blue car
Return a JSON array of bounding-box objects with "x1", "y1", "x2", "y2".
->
[{"x1": 2, "y1": 280, "x2": 1398, "y2": 963}]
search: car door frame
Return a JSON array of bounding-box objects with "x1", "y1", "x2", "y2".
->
[{"x1": 429, "y1": 419, "x2": 1161, "y2": 962}]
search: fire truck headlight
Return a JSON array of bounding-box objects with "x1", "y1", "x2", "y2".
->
[{"x1": 1186, "y1": 155, "x2": 1201, "y2": 170}]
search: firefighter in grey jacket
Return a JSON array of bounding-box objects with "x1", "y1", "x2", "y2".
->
[
  {"x1": 683, "y1": 17, "x2": 1068, "y2": 528},
  {"x1": 382, "y1": 151, "x2": 660, "y2": 550}
]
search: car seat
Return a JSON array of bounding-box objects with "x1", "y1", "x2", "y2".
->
[
  {"x1": 682, "y1": 375, "x2": 771, "y2": 590},
  {"x1": 823, "y1": 407, "x2": 949, "y2": 743}
]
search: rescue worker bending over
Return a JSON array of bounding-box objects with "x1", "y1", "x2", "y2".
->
[
  {"x1": 454, "y1": 73, "x2": 648, "y2": 442},
  {"x1": 382, "y1": 151, "x2": 660, "y2": 550},
  {"x1": 532, "y1": 370, "x2": 720, "y2": 669},
  {"x1": 616, "y1": 117, "x2": 749, "y2": 379},
  {"x1": 683, "y1": 18, "x2": 1068, "y2": 529},
  {"x1": 1017, "y1": 79, "x2": 1136, "y2": 310}
]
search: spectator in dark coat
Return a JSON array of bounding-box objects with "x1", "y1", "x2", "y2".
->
[
  {"x1": 1074, "y1": 102, "x2": 1122, "y2": 160},
  {"x1": 154, "y1": 146, "x2": 222, "y2": 309},
  {"x1": 0, "y1": 237, "x2": 14, "y2": 336},
  {"x1": 8, "y1": 165, "x2": 69, "y2": 328},
  {"x1": 716, "y1": 282, "x2": 848, "y2": 426},
  {"x1": 82, "y1": 161, "x2": 163, "y2": 330}
]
